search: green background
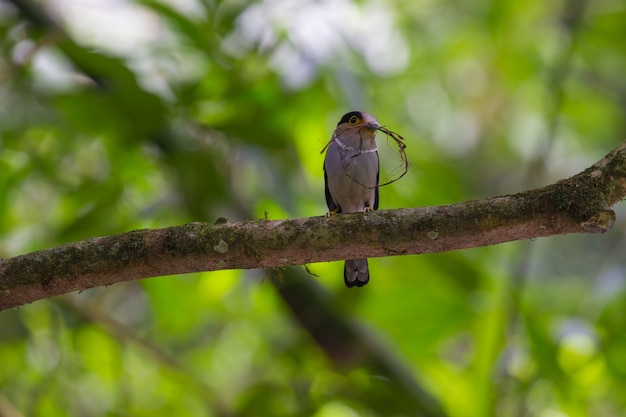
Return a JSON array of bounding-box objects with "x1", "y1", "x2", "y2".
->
[{"x1": 1, "y1": 0, "x2": 626, "y2": 415}]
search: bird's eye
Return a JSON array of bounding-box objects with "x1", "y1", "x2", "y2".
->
[{"x1": 349, "y1": 115, "x2": 359, "y2": 124}]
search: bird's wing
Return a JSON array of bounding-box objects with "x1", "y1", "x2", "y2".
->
[
  {"x1": 324, "y1": 168, "x2": 340, "y2": 213},
  {"x1": 374, "y1": 150, "x2": 380, "y2": 210}
]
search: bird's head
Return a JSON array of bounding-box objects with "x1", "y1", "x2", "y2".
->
[{"x1": 335, "y1": 111, "x2": 380, "y2": 139}]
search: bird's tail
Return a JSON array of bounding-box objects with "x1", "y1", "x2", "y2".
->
[{"x1": 344, "y1": 259, "x2": 370, "y2": 287}]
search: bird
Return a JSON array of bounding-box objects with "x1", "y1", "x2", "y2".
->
[{"x1": 323, "y1": 111, "x2": 380, "y2": 287}]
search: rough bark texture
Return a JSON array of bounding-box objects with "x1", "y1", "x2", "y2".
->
[{"x1": 2, "y1": 141, "x2": 626, "y2": 311}]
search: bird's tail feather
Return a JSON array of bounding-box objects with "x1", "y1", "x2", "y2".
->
[{"x1": 344, "y1": 259, "x2": 369, "y2": 287}]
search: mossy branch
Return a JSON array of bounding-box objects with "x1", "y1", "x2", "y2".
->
[{"x1": 2, "y1": 141, "x2": 626, "y2": 311}]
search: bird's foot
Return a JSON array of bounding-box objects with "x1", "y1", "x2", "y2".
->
[
  {"x1": 363, "y1": 206, "x2": 373, "y2": 213},
  {"x1": 325, "y1": 209, "x2": 339, "y2": 217}
]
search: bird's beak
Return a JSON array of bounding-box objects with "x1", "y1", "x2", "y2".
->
[{"x1": 365, "y1": 120, "x2": 379, "y2": 131}]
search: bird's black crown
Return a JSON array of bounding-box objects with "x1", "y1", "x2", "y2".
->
[{"x1": 337, "y1": 111, "x2": 363, "y2": 126}]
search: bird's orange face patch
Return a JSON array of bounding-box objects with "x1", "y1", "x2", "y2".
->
[{"x1": 335, "y1": 111, "x2": 380, "y2": 140}]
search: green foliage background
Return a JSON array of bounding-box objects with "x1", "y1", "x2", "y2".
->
[{"x1": 1, "y1": 0, "x2": 626, "y2": 416}]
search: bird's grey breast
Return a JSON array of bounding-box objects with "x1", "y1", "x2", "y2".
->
[{"x1": 324, "y1": 138, "x2": 378, "y2": 212}]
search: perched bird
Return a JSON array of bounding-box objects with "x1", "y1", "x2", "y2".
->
[{"x1": 323, "y1": 111, "x2": 380, "y2": 287}]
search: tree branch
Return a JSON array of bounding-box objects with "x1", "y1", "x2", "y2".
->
[{"x1": 2, "y1": 141, "x2": 626, "y2": 311}]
